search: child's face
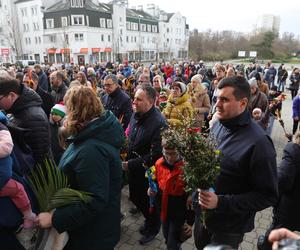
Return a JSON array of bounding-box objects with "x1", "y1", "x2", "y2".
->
[
  {"x1": 163, "y1": 148, "x2": 180, "y2": 165},
  {"x1": 252, "y1": 110, "x2": 262, "y2": 120},
  {"x1": 51, "y1": 114, "x2": 63, "y2": 123}
]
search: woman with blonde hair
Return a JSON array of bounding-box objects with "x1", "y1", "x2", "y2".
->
[
  {"x1": 76, "y1": 71, "x2": 92, "y2": 88},
  {"x1": 187, "y1": 74, "x2": 210, "y2": 127},
  {"x1": 36, "y1": 86, "x2": 125, "y2": 250}
]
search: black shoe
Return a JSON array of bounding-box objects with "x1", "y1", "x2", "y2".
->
[
  {"x1": 139, "y1": 233, "x2": 156, "y2": 245},
  {"x1": 138, "y1": 224, "x2": 147, "y2": 235},
  {"x1": 129, "y1": 207, "x2": 140, "y2": 215}
]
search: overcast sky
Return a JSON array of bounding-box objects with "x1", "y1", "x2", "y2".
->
[{"x1": 112, "y1": 0, "x2": 300, "y2": 37}]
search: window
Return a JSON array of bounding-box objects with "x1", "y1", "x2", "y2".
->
[
  {"x1": 38, "y1": 37, "x2": 41, "y2": 44},
  {"x1": 71, "y1": 0, "x2": 83, "y2": 7},
  {"x1": 107, "y1": 19, "x2": 112, "y2": 28},
  {"x1": 152, "y1": 25, "x2": 157, "y2": 33},
  {"x1": 147, "y1": 24, "x2": 151, "y2": 32},
  {"x1": 75, "y1": 33, "x2": 84, "y2": 41},
  {"x1": 21, "y1": 8, "x2": 27, "y2": 17},
  {"x1": 28, "y1": 38, "x2": 31, "y2": 44},
  {"x1": 46, "y1": 19, "x2": 54, "y2": 29},
  {"x1": 141, "y1": 24, "x2": 146, "y2": 32},
  {"x1": 120, "y1": 29, "x2": 123, "y2": 35},
  {"x1": 134, "y1": 36, "x2": 136, "y2": 43},
  {"x1": 35, "y1": 37, "x2": 38, "y2": 44},
  {"x1": 101, "y1": 34, "x2": 104, "y2": 42},
  {"x1": 131, "y1": 22, "x2": 138, "y2": 31},
  {"x1": 100, "y1": 18, "x2": 105, "y2": 28},
  {"x1": 62, "y1": 17, "x2": 68, "y2": 27},
  {"x1": 131, "y1": 36, "x2": 133, "y2": 42},
  {"x1": 33, "y1": 22, "x2": 39, "y2": 31},
  {"x1": 108, "y1": 35, "x2": 111, "y2": 42},
  {"x1": 72, "y1": 15, "x2": 84, "y2": 26},
  {"x1": 167, "y1": 28, "x2": 169, "y2": 33},
  {"x1": 126, "y1": 21, "x2": 130, "y2": 30},
  {"x1": 126, "y1": 36, "x2": 129, "y2": 42}
]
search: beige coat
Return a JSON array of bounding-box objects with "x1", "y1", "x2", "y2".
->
[{"x1": 187, "y1": 83, "x2": 211, "y2": 122}]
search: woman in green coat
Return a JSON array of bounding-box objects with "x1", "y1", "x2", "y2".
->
[{"x1": 37, "y1": 86, "x2": 125, "y2": 250}]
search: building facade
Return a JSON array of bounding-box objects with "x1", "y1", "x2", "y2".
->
[
  {"x1": 0, "y1": 0, "x2": 189, "y2": 64},
  {"x1": 43, "y1": 0, "x2": 189, "y2": 64},
  {"x1": 0, "y1": 0, "x2": 18, "y2": 63}
]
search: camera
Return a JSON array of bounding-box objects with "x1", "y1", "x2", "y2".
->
[{"x1": 278, "y1": 239, "x2": 300, "y2": 250}]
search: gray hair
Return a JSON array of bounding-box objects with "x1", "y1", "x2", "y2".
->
[{"x1": 104, "y1": 74, "x2": 118, "y2": 84}]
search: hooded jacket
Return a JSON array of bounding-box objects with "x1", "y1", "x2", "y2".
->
[
  {"x1": 7, "y1": 84, "x2": 50, "y2": 164},
  {"x1": 162, "y1": 92, "x2": 194, "y2": 127},
  {"x1": 53, "y1": 111, "x2": 124, "y2": 250},
  {"x1": 209, "y1": 109, "x2": 278, "y2": 233}
]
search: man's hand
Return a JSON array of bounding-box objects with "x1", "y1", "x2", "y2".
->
[
  {"x1": 268, "y1": 228, "x2": 300, "y2": 249},
  {"x1": 198, "y1": 189, "x2": 218, "y2": 209},
  {"x1": 122, "y1": 161, "x2": 128, "y2": 171}
]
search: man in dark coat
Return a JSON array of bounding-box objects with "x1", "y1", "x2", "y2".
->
[
  {"x1": 195, "y1": 76, "x2": 278, "y2": 249},
  {"x1": 101, "y1": 74, "x2": 132, "y2": 130},
  {"x1": 122, "y1": 85, "x2": 166, "y2": 245},
  {"x1": 0, "y1": 74, "x2": 50, "y2": 164},
  {"x1": 34, "y1": 64, "x2": 49, "y2": 92},
  {"x1": 23, "y1": 71, "x2": 54, "y2": 118},
  {"x1": 50, "y1": 71, "x2": 68, "y2": 104}
]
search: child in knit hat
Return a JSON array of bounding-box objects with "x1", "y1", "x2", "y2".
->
[
  {"x1": 0, "y1": 111, "x2": 36, "y2": 228},
  {"x1": 50, "y1": 103, "x2": 67, "y2": 165}
]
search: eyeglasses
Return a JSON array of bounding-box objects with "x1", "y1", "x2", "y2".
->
[
  {"x1": 153, "y1": 80, "x2": 159, "y2": 83},
  {"x1": 163, "y1": 149, "x2": 178, "y2": 157},
  {"x1": 103, "y1": 83, "x2": 115, "y2": 88}
]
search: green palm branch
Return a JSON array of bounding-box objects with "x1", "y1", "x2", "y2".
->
[{"x1": 28, "y1": 159, "x2": 92, "y2": 212}]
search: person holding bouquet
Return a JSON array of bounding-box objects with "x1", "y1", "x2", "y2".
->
[
  {"x1": 147, "y1": 137, "x2": 194, "y2": 250},
  {"x1": 196, "y1": 76, "x2": 278, "y2": 249}
]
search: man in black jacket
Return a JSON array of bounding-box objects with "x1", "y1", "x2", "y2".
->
[
  {"x1": 195, "y1": 76, "x2": 278, "y2": 249},
  {"x1": 101, "y1": 74, "x2": 132, "y2": 130},
  {"x1": 34, "y1": 64, "x2": 49, "y2": 92},
  {"x1": 50, "y1": 71, "x2": 68, "y2": 104},
  {"x1": 122, "y1": 85, "x2": 166, "y2": 245},
  {"x1": 23, "y1": 71, "x2": 54, "y2": 118},
  {"x1": 0, "y1": 73, "x2": 50, "y2": 165}
]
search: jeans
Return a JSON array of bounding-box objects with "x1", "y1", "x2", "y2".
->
[
  {"x1": 277, "y1": 80, "x2": 286, "y2": 92},
  {"x1": 162, "y1": 219, "x2": 185, "y2": 250},
  {"x1": 291, "y1": 89, "x2": 298, "y2": 100},
  {"x1": 194, "y1": 221, "x2": 244, "y2": 249}
]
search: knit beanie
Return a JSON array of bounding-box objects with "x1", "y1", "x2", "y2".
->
[
  {"x1": 51, "y1": 103, "x2": 66, "y2": 118},
  {"x1": 172, "y1": 81, "x2": 187, "y2": 94}
]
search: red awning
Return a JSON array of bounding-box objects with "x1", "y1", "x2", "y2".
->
[
  {"x1": 1, "y1": 48, "x2": 10, "y2": 55},
  {"x1": 104, "y1": 47, "x2": 112, "y2": 52},
  {"x1": 92, "y1": 48, "x2": 100, "y2": 53},
  {"x1": 60, "y1": 48, "x2": 70, "y2": 54},
  {"x1": 48, "y1": 48, "x2": 56, "y2": 54},
  {"x1": 80, "y1": 48, "x2": 88, "y2": 54}
]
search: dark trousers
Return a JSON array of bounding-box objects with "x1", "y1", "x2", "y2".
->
[
  {"x1": 293, "y1": 119, "x2": 299, "y2": 134},
  {"x1": 128, "y1": 170, "x2": 160, "y2": 235},
  {"x1": 291, "y1": 89, "x2": 298, "y2": 100},
  {"x1": 194, "y1": 221, "x2": 244, "y2": 249},
  {"x1": 0, "y1": 227, "x2": 25, "y2": 250},
  {"x1": 162, "y1": 219, "x2": 185, "y2": 250}
]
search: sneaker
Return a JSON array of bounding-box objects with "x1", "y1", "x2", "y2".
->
[
  {"x1": 129, "y1": 207, "x2": 140, "y2": 215},
  {"x1": 139, "y1": 233, "x2": 156, "y2": 245}
]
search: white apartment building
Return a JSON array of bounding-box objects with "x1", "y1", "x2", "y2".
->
[
  {"x1": 1, "y1": 0, "x2": 189, "y2": 64},
  {"x1": 0, "y1": 0, "x2": 18, "y2": 63}
]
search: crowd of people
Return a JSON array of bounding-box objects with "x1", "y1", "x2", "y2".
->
[{"x1": 0, "y1": 59, "x2": 299, "y2": 250}]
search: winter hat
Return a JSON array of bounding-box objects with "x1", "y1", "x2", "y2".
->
[
  {"x1": 51, "y1": 103, "x2": 66, "y2": 118},
  {"x1": 248, "y1": 78, "x2": 258, "y2": 88},
  {"x1": 172, "y1": 81, "x2": 187, "y2": 94}
]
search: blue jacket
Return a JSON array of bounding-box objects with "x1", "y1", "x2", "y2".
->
[
  {"x1": 209, "y1": 109, "x2": 278, "y2": 233},
  {"x1": 37, "y1": 70, "x2": 49, "y2": 92},
  {"x1": 292, "y1": 95, "x2": 300, "y2": 118}
]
